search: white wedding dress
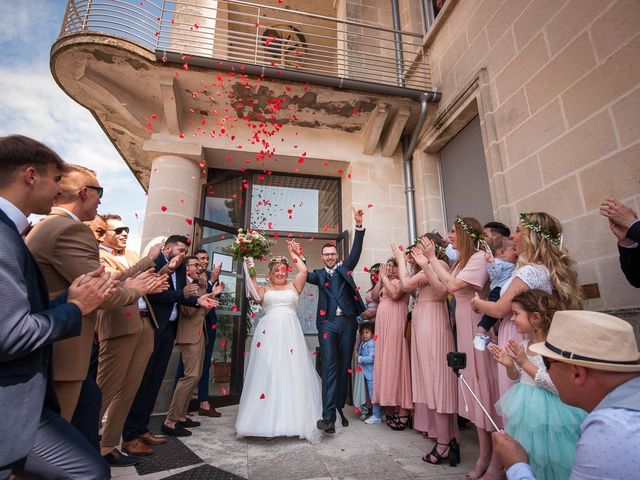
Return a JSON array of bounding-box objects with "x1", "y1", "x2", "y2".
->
[{"x1": 235, "y1": 287, "x2": 322, "y2": 443}]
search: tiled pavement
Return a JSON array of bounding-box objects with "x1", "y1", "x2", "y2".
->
[{"x1": 113, "y1": 405, "x2": 480, "y2": 480}]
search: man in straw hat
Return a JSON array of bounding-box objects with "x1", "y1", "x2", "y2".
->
[{"x1": 493, "y1": 310, "x2": 640, "y2": 479}]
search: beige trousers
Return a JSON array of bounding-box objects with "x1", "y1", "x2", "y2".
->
[
  {"x1": 96, "y1": 319, "x2": 154, "y2": 449},
  {"x1": 166, "y1": 337, "x2": 205, "y2": 422}
]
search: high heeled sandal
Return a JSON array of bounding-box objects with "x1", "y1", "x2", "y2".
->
[
  {"x1": 387, "y1": 412, "x2": 412, "y2": 431},
  {"x1": 422, "y1": 438, "x2": 460, "y2": 466}
]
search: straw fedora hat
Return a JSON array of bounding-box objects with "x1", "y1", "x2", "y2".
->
[{"x1": 530, "y1": 310, "x2": 640, "y2": 373}]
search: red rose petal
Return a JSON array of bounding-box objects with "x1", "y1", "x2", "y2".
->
[
  {"x1": 256, "y1": 342, "x2": 261, "y2": 348},
  {"x1": 260, "y1": 393, "x2": 265, "y2": 399},
  {"x1": 319, "y1": 309, "x2": 326, "y2": 316},
  {"x1": 185, "y1": 218, "x2": 193, "y2": 225},
  {"x1": 347, "y1": 368, "x2": 352, "y2": 374},
  {"x1": 322, "y1": 333, "x2": 329, "y2": 339},
  {"x1": 373, "y1": 335, "x2": 378, "y2": 341},
  {"x1": 161, "y1": 206, "x2": 167, "y2": 212},
  {"x1": 356, "y1": 365, "x2": 363, "y2": 372},
  {"x1": 368, "y1": 203, "x2": 374, "y2": 208},
  {"x1": 363, "y1": 266, "x2": 370, "y2": 272}
]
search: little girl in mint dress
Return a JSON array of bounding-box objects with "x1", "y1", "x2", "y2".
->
[{"x1": 490, "y1": 290, "x2": 587, "y2": 479}]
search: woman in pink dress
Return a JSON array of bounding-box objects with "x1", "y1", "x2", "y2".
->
[
  {"x1": 471, "y1": 212, "x2": 584, "y2": 397},
  {"x1": 421, "y1": 217, "x2": 500, "y2": 480},
  {"x1": 371, "y1": 258, "x2": 412, "y2": 429},
  {"x1": 393, "y1": 237, "x2": 459, "y2": 466}
]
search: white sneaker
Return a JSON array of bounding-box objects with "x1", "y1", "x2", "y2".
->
[{"x1": 365, "y1": 415, "x2": 383, "y2": 424}]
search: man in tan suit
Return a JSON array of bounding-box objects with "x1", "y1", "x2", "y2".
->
[
  {"x1": 162, "y1": 256, "x2": 222, "y2": 437},
  {"x1": 26, "y1": 165, "x2": 162, "y2": 428},
  {"x1": 96, "y1": 214, "x2": 176, "y2": 464}
]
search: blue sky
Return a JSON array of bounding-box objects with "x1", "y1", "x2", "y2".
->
[{"x1": 0, "y1": 0, "x2": 147, "y2": 251}]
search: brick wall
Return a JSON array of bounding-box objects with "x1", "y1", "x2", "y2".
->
[{"x1": 416, "y1": 0, "x2": 640, "y2": 311}]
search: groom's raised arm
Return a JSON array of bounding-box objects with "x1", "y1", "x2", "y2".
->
[{"x1": 343, "y1": 208, "x2": 365, "y2": 271}]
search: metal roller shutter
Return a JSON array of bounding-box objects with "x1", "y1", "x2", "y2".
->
[{"x1": 439, "y1": 115, "x2": 494, "y2": 228}]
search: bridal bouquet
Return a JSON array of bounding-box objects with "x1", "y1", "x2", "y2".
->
[{"x1": 229, "y1": 228, "x2": 274, "y2": 277}]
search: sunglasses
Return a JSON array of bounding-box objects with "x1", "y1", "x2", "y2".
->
[
  {"x1": 84, "y1": 185, "x2": 104, "y2": 198},
  {"x1": 108, "y1": 226, "x2": 130, "y2": 235},
  {"x1": 542, "y1": 356, "x2": 558, "y2": 370}
]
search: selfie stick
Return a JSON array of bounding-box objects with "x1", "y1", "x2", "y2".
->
[{"x1": 456, "y1": 372, "x2": 501, "y2": 432}]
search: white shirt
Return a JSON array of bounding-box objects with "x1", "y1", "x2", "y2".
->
[
  {"x1": 101, "y1": 247, "x2": 149, "y2": 312},
  {"x1": 0, "y1": 196, "x2": 29, "y2": 235},
  {"x1": 54, "y1": 206, "x2": 80, "y2": 223},
  {"x1": 163, "y1": 253, "x2": 179, "y2": 322}
]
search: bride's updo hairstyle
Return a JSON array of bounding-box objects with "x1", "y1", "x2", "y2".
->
[{"x1": 267, "y1": 256, "x2": 289, "y2": 283}]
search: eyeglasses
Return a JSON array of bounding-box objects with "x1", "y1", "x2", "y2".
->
[
  {"x1": 542, "y1": 357, "x2": 557, "y2": 370},
  {"x1": 84, "y1": 185, "x2": 104, "y2": 198},
  {"x1": 322, "y1": 253, "x2": 338, "y2": 257},
  {"x1": 108, "y1": 226, "x2": 129, "y2": 235}
]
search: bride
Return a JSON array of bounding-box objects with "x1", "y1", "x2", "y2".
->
[{"x1": 235, "y1": 240, "x2": 323, "y2": 442}]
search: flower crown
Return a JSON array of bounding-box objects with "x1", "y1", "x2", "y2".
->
[
  {"x1": 455, "y1": 216, "x2": 482, "y2": 241},
  {"x1": 269, "y1": 255, "x2": 289, "y2": 265},
  {"x1": 519, "y1": 213, "x2": 562, "y2": 246}
]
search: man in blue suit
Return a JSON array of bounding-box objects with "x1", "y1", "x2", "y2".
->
[
  {"x1": 306, "y1": 208, "x2": 366, "y2": 434},
  {"x1": 0, "y1": 134, "x2": 115, "y2": 479}
]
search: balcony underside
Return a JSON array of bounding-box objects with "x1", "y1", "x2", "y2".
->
[{"x1": 51, "y1": 33, "x2": 426, "y2": 188}]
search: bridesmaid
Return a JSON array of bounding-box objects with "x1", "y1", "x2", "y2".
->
[
  {"x1": 471, "y1": 212, "x2": 584, "y2": 397},
  {"x1": 393, "y1": 238, "x2": 459, "y2": 466},
  {"x1": 421, "y1": 217, "x2": 501, "y2": 480},
  {"x1": 371, "y1": 257, "x2": 412, "y2": 430}
]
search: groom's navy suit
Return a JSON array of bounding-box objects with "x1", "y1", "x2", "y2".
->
[{"x1": 307, "y1": 228, "x2": 366, "y2": 422}]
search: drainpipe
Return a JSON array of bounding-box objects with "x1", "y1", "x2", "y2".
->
[{"x1": 402, "y1": 92, "x2": 434, "y2": 243}]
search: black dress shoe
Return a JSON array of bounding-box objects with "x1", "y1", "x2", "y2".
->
[
  {"x1": 161, "y1": 423, "x2": 192, "y2": 437},
  {"x1": 103, "y1": 449, "x2": 141, "y2": 467},
  {"x1": 316, "y1": 419, "x2": 336, "y2": 434},
  {"x1": 337, "y1": 408, "x2": 349, "y2": 427},
  {"x1": 178, "y1": 418, "x2": 201, "y2": 428}
]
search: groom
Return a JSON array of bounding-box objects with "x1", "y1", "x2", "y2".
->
[{"x1": 306, "y1": 207, "x2": 366, "y2": 434}]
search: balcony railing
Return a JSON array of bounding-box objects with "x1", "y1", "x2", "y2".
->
[{"x1": 59, "y1": 0, "x2": 431, "y2": 91}]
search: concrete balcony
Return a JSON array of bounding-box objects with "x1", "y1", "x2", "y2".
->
[{"x1": 58, "y1": 0, "x2": 432, "y2": 91}]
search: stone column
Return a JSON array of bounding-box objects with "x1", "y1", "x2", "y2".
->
[{"x1": 141, "y1": 140, "x2": 204, "y2": 252}]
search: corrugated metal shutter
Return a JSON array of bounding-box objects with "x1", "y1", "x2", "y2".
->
[{"x1": 439, "y1": 115, "x2": 493, "y2": 228}]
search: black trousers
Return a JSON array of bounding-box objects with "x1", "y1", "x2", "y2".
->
[
  {"x1": 123, "y1": 321, "x2": 177, "y2": 442},
  {"x1": 0, "y1": 406, "x2": 110, "y2": 480},
  {"x1": 317, "y1": 315, "x2": 357, "y2": 422},
  {"x1": 70, "y1": 376, "x2": 102, "y2": 452}
]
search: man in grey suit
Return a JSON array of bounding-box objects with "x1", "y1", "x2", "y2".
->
[{"x1": 0, "y1": 135, "x2": 116, "y2": 479}]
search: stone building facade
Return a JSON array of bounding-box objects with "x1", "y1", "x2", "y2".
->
[{"x1": 51, "y1": 0, "x2": 640, "y2": 405}]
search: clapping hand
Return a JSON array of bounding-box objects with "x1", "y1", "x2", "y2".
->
[
  {"x1": 410, "y1": 246, "x2": 429, "y2": 269},
  {"x1": 506, "y1": 340, "x2": 527, "y2": 366},
  {"x1": 183, "y1": 283, "x2": 199, "y2": 298},
  {"x1": 419, "y1": 237, "x2": 437, "y2": 259},
  {"x1": 68, "y1": 266, "x2": 119, "y2": 315},
  {"x1": 197, "y1": 292, "x2": 220, "y2": 309},
  {"x1": 146, "y1": 242, "x2": 163, "y2": 261},
  {"x1": 146, "y1": 273, "x2": 169, "y2": 295},
  {"x1": 489, "y1": 344, "x2": 514, "y2": 368},
  {"x1": 168, "y1": 252, "x2": 185, "y2": 271},
  {"x1": 210, "y1": 262, "x2": 222, "y2": 283},
  {"x1": 391, "y1": 243, "x2": 404, "y2": 260},
  {"x1": 600, "y1": 198, "x2": 637, "y2": 245},
  {"x1": 124, "y1": 269, "x2": 164, "y2": 296},
  {"x1": 212, "y1": 281, "x2": 225, "y2": 297}
]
